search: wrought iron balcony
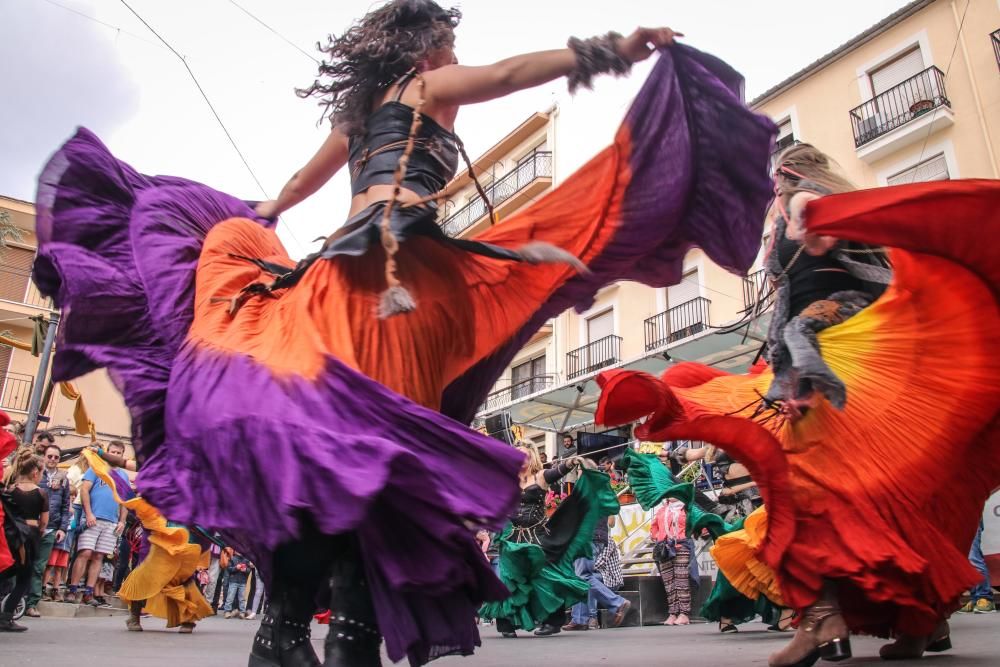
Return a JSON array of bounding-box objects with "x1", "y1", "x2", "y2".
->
[
  {"x1": 644, "y1": 297, "x2": 711, "y2": 351},
  {"x1": 440, "y1": 150, "x2": 553, "y2": 237},
  {"x1": 0, "y1": 372, "x2": 33, "y2": 412},
  {"x1": 482, "y1": 374, "x2": 556, "y2": 411},
  {"x1": 849, "y1": 66, "x2": 950, "y2": 148},
  {"x1": 743, "y1": 269, "x2": 773, "y2": 312},
  {"x1": 566, "y1": 335, "x2": 622, "y2": 380},
  {"x1": 992, "y1": 29, "x2": 1000, "y2": 72}
]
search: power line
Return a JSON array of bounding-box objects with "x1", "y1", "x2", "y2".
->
[
  {"x1": 117, "y1": 0, "x2": 307, "y2": 254},
  {"x1": 38, "y1": 0, "x2": 168, "y2": 50},
  {"x1": 907, "y1": 0, "x2": 970, "y2": 182},
  {"x1": 225, "y1": 0, "x2": 320, "y2": 64}
]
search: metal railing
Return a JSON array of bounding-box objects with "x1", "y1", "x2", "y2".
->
[
  {"x1": 0, "y1": 372, "x2": 33, "y2": 412},
  {"x1": 743, "y1": 269, "x2": 773, "y2": 312},
  {"x1": 992, "y1": 29, "x2": 1000, "y2": 72},
  {"x1": 849, "y1": 66, "x2": 950, "y2": 148},
  {"x1": 440, "y1": 150, "x2": 553, "y2": 237},
  {"x1": 643, "y1": 297, "x2": 711, "y2": 351},
  {"x1": 566, "y1": 334, "x2": 622, "y2": 380},
  {"x1": 482, "y1": 374, "x2": 556, "y2": 411},
  {"x1": 0, "y1": 265, "x2": 54, "y2": 309}
]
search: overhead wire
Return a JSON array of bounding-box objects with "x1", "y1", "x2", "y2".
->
[
  {"x1": 117, "y1": 0, "x2": 308, "y2": 255},
  {"x1": 225, "y1": 0, "x2": 321, "y2": 65},
  {"x1": 906, "y1": 0, "x2": 969, "y2": 182}
]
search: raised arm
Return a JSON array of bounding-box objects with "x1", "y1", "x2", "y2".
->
[
  {"x1": 424, "y1": 27, "x2": 681, "y2": 107},
  {"x1": 255, "y1": 127, "x2": 351, "y2": 219}
]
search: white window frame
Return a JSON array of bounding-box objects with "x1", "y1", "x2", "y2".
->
[
  {"x1": 855, "y1": 30, "x2": 932, "y2": 102},
  {"x1": 876, "y1": 139, "x2": 960, "y2": 185},
  {"x1": 576, "y1": 301, "x2": 619, "y2": 352}
]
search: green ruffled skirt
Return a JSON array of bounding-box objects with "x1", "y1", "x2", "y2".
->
[{"x1": 479, "y1": 469, "x2": 619, "y2": 630}]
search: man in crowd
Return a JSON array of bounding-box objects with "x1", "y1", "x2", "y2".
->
[
  {"x1": 31, "y1": 430, "x2": 55, "y2": 455},
  {"x1": 223, "y1": 552, "x2": 251, "y2": 619},
  {"x1": 68, "y1": 441, "x2": 129, "y2": 605},
  {"x1": 24, "y1": 443, "x2": 72, "y2": 617},
  {"x1": 959, "y1": 517, "x2": 997, "y2": 613},
  {"x1": 599, "y1": 456, "x2": 624, "y2": 484},
  {"x1": 563, "y1": 518, "x2": 630, "y2": 631}
]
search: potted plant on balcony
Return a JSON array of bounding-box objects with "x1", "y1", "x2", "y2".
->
[
  {"x1": 612, "y1": 479, "x2": 636, "y2": 505},
  {"x1": 909, "y1": 78, "x2": 934, "y2": 118}
]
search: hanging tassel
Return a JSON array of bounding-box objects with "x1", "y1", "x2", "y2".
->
[
  {"x1": 516, "y1": 241, "x2": 589, "y2": 273},
  {"x1": 376, "y1": 70, "x2": 425, "y2": 319}
]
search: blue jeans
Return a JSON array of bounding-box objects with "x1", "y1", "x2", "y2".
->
[
  {"x1": 969, "y1": 520, "x2": 994, "y2": 602},
  {"x1": 570, "y1": 553, "x2": 626, "y2": 625},
  {"x1": 224, "y1": 580, "x2": 247, "y2": 612}
]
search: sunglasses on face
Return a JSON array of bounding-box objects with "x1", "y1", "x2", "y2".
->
[{"x1": 45, "y1": 454, "x2": 60, "y2": 460}]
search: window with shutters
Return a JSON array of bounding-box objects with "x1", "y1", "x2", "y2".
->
[
  {"x1": 667, "y1": 269, "x2": 708, "y2": 342},
  {"x1": 667, "y1": 270, "x2": 700, "y2": 308},
  {"x1": 886, "y1": 154, "x2": 949, "y2": 186},
  {"x1": 771, "y1": 119, "x2": 797, "y2": 172},
  {"x1": 869, "y1": 48, "x2": 924, "y2": 96},
  {"x1": 587, "y1": 310, "x2": 614, "y2": 343},
  {"x1": 511, "y1": 354, "x2": 547, "y2": 398},
  {"x1": 0, "y1": 246, "x2": 35, "y2": 304},
  {"x1": 566, "y1": 309, "x2": 618, "y2": 378}
]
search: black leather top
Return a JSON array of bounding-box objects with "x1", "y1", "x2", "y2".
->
[
  {"x1": 776, "y1": 234, "x2": 863, "y2": 317},
  {"x1": 512, "y1": 484, "x2": 547, "y2": 527},
  {"x1": 348, "y1": 101, "x2": 459, "y2": 198}
]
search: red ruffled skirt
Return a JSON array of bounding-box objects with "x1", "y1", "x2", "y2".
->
[{"x1": 597, "y1": 180, "x2": 1000, "y2": 637}]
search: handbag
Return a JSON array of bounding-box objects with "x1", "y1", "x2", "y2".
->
[{"x1": 652, "y1": 538, "x2": 677, "y2": 563}]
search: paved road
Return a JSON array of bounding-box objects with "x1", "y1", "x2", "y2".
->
[{"x1": 4, "y1": 612, "x2": 998, "y2": 666}]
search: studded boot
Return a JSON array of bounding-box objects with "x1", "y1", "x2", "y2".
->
[
  {"x1": 248, "y1": 587, "x2": 321, "y2": 667},
  {"x1": 323, "y1": 543, "x2": 382, "y2": 667}
]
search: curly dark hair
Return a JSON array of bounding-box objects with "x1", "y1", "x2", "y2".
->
[{"x1": 298, "y1": 0, "x2": 461, "y2": 135}]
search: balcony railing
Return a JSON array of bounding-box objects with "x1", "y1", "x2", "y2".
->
[
  {"x1": 992, "y1": 29, "x2": 1000, "y2": 72},
  {"x1": 440, "y1": 150, "x2": 553, "y2": 237},
  {"x1": 0, "y1": 372, "x2": 33, "y2": 412},
  {"x1": 483, "y1": 374, "x2": 556, "y2": 411},
  {"x1": 567, "y1": 335, "x2": 622, "y2": 380},
  {"x1": 743, "y1": 269, "x2": 773, "y2": 312},
  {"x1": 849, "y1": 66, "x2": 950, "y2": 148},
  {"x1": 644, "y1": 297, "x2": 711, "y2": 351}
]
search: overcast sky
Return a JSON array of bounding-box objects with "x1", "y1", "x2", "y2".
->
[{"x1": 2, "y1": 0, "x2": 913, "y2": 256}]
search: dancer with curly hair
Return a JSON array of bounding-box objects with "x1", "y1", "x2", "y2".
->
[{"x1": 33, "y1": 1, "x2": 776, "y2": 665}]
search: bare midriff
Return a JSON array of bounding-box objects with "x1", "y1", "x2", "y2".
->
[{"x1": 348, "y1": 184, "x2": 428, "y2": 218}]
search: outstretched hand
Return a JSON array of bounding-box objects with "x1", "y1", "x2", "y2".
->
[
  {"x1": 255, "y1": 200, "x2": 281, "y2": 220},
  {"x1": 618, "y1": 27, "x2": 683, "y2": 64}
]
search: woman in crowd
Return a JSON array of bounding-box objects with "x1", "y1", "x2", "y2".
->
[
  {"x1": 34, "y1": 1, "x2": 776, "y2": 664},
  {"x1": 596, "y1": 145, "x2": 1000, "y2": 665},
  {"x1": 1, "y1": 450, "x2": 48, "y2": 632},
  {"x1": 480, "y1": 447, "x2": 618, "y2": 638}
]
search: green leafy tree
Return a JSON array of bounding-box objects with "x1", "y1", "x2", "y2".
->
[{"x1": 0, "y1": 210, "x2": 24, "y2": 248}]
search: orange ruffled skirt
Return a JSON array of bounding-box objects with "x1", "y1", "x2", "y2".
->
[{"x1": 597, "y1": 180, "x2": 1000, "y2": 637}]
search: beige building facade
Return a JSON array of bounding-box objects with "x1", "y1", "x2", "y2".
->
[
  {"x1": 461, "y1": 0, "x2": 1000, "y2": 461},
  {"x1": 0, "y1": 195, "x2": 132, "y2": 452}
]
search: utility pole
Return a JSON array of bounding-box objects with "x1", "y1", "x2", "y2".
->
[{"x1": 24, "y1": 311, "x2": 59, "y2": 444}]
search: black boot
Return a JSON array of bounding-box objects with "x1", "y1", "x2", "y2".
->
[
  {"x1": 324, "y1": 539, "x2": 382, "y2": 667},
  {"x1": 0, "y1": 612, "x2": 27, "y2": 633},
  {"x1": 248, "y1": 591, "x2": 321, "y2": 667}
]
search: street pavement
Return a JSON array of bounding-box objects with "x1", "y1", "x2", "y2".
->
[{"x1": 3, "y1": 612, "x2": 998, "y2": 666}]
